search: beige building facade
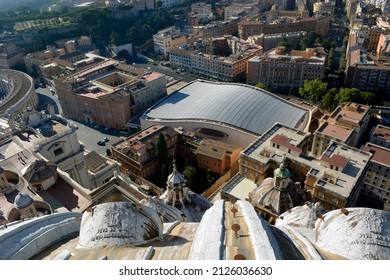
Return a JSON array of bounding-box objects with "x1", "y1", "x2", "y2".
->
[
  {"x1": 362, "y1": 143, "x2": 390, "y2": 206},
  {"x1": 153, "y1": 26, "x2": 187, "y2": 55},
  {"x1": 247, "y1": 47, "x2": 326, "y2": 88},
  {"x1": 111, "y1": 125, "x2": 178, "y2": 182},
  {"x1": 238, "y1": 15, "x2": 331, "y2": 40},
  {"x1": 193, "y1": 18, "x2": 239, "y2": 39},
  {"x1": 169, "y1": 36, "x2": 262, "y2": 82},
  {"x1": 0, "y1": 43, "x2": 24, "y2": 69},
  {"x1": 54, "y1": 61, "x2": 166, "y2": 130},
  {"x1": 23, "y1": 46, "x2": 65, "y2": 75},
  {"x1": 311, "y1": 103, "x2": 370, "y2": 157},
  {"x1": 224, "y1": 123, "x2": 371, "y2": 211}
]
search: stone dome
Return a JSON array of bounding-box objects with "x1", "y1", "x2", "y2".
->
[
  {"x1": 23, "y1": 160, "x2": 57, "y2": 181},
  {"x1": 141, "y1": 196, "x2": 184, "y2": 222},
  {"x1": 275, "y1": 202, "x2": 325, "y2": 229},
  {"x1": 79, "y1": 202, "x2": 164, "y2": 248},
  {"x1": 166, "y1": 162, "x2": 186, "y2": 187},
  {"x1": 249, "y1": 177, "x2": 307, "y2": 216},
  {"x1": 14, "y1": 192, "x2": 34, "y2": 209},
  {"x1": 314, "y1": 208, "x2": 390, "y2": 260}
]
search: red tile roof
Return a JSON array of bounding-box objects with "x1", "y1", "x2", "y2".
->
[
  {"x1": 270, "y1": 134, "x2": 302, "y2": 153},
  {"x1": 321, "y1": 154, "x2": 349, "y2": 170},
  {"x1": 363, "y1": 144, "x2": 390, "y2": 167}
]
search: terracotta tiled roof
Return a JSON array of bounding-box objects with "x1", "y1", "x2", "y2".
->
[{"x1": 270, "y1": 134, "x2": 302, "y2": 153}]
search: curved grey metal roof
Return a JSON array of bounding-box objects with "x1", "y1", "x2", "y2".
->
[{"x1": 143, "y1": 81, "x2": 309, "y2": 135}]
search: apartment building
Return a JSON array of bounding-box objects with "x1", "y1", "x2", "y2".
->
[
  {"x1": 153, "y1": 26, "x2": 187, "y2": 55},
  {"x1": 345, "y1": 32, "x2": 390, "y2": 98},
  {"x1": 23, "y1": 46, "x2": 65, "y2": 75},
  {"x1": 362, "y1": 143, "x2": 390, "y2": 205},
  {"x1": 53, "y1": 61, "x2": 166, "y2": 129},
  {"x1": 313, "y1": 0, "x2": 336, "y2": 15},
  {"x1": 112, "y1": 125, "x2": 241, "y2": 184},
  {"x1": 266, "y1": 4, "x2": 310, "y2": 23},
  {"x1": 0, "y1": 43, "x2": 24, "y2": 69},
  {"x1": 169, "y1": 36, "x2": 262, "y2": 81},
  {"x1": 196, "y1": 139, "x2": 241, "y2": 175},
  {"x1": 192, "y1": 18, "x2": 239, "y2": 39},
  {"x1": 224, "y1": 3, "x2": 259, "y2": 21},
  {"x1": 247, "y1": 31, "x2": 305, "y2": 52},
  {"x1": 366, "y1": 26, "x2": 390, "y2": 52},
  {"x1": 55, "y1": 36, "x2": 96, "y2": 54},
  {"x1": 346, "y1": 0, "x2": 359, "y2": 22},
  {"x1": 238, "y1": 15, "x2": 331, "y2": 39},
  {"x1": 111, "y1": 125, "x2": 178, "y2": 181},
  {"x1": 376, "y1": 33, "x2": 390, "y2": 59},
  {"x1": 345, "y1": 60, "x2": 390, "y2": 98},
  {"x1": 370, "y1": 124, "x2": 390, "y2": 148},
  {"x1": 311, "y1": 103, "x2": 370, "y2": 157},
  {"x1": 247, "y1": 47, "x2": 326, "y2": 88},
  {"x1": 191, "y1": 2, "x2": 213, "y2": 21},
  {"x1": 222, "y1": 123, "x2": 371, "y2": 211}
]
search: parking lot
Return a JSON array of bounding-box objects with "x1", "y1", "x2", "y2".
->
[
  {"x1": 69, "y1": 119, "x2": 130, "y2": 155},
  {"x1": 36, "y1": 86, "x2": 135, "y2": 155}
]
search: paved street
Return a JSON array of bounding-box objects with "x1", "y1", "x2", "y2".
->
[
  {"x1": 35, "y1": 87, "x2": 128, "y2": 155},
  {"x1": 69, "y1": 120, "x2": 124, "y2": 155}
]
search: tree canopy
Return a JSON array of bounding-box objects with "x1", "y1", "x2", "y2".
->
[
  {"x1": 1, "y1": 6, "x2": 176, "y2": 52},
  {"x1": 183, "y1": 165, "x2": 197, "y2": 188},
  {"x1": 299, "y1": 79, "x2": 376, "y2": 112},
  {"x1": 156, "y1": 133, "x2": 168, "y2": 166},
  {"x1": 299, "y1": 79, "x2": 328, "y2": 104}
]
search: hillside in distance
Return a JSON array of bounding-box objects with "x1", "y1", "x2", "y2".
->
[{"x1": 0, "y1": 0, "x2": 57, "y2": 12}]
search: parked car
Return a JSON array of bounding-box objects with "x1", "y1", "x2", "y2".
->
[
  {"x1": 103, "y1": 137, "x2": 109, "y2": 142},
  {"x1": 97, "y1": 140, "x2": 105, "y2": 146}
]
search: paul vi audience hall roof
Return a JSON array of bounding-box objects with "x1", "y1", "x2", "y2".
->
[{"x1": 142, "y1": 80, "x2": 309, "y2": 135}]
